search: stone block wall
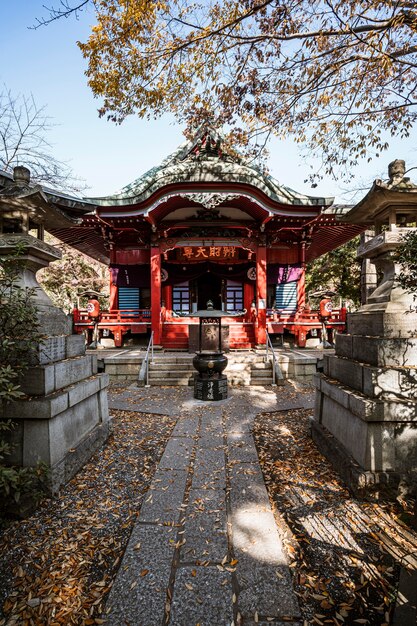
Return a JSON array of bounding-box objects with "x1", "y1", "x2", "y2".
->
[
  {"x1": 1, "y1": 333, "x2": 110, "y2": 494},
  {"x1": 312, "y1": 311, "x2": 417, "y2": 494}
]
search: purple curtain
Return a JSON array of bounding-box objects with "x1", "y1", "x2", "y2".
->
[{"x1": 267, "y1": 264, "x2": 303, "y2": 284}]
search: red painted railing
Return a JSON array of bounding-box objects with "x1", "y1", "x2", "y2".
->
[
  {"x1": 73, "y1": 307, "x2": 347, "y2": 348},
  {"x1": 75, "y1": 309, "x2": 151, "y2": 325},
  {"x1": 267, "y1": 308, "x2": 347, "y2": 347},
  {"x1": 73, "y1": 309, "x2": 151, "y2": 346}
]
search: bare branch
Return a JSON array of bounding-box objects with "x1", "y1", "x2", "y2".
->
[
  {"x1": 31, "y1": 0, "x2": 90, "y2": 29},
  {"x1": 0, "y1": 87, "x2": 86, "y2": 192}
]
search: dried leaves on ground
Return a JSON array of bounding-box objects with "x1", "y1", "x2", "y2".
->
[
  {"x1": 254, "y1": 407, "x2": 417, "y2": 625},
  {"x1": 0, "y1": 409, "x2": 176, "y2": 626}
]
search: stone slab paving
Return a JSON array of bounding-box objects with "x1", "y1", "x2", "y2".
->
[{"x1": 106, "y1": 385, "x2": 305, "y2": 625}]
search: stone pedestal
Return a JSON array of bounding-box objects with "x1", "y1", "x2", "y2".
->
[
  {"x1": 194, "y1": 375, "x2": 228, "y2": 401},
  {"x1": 0, "y1": 234, "x2": 110, "y2": 494},
  {"x1": 312, "y1": 227, "x2": 417, "y2": 494}
]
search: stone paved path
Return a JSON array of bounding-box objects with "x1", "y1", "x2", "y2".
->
[{"x1": 105, "y1": 385, "x2": 313, "y2": 625}]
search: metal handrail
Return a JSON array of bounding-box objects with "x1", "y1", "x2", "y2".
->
[
  {"x1": 265, "y1": 330, "x2": 284, "y2": 386},
  {"x1": 138, "y1": 331, "x2": 154, "y2": 387}
]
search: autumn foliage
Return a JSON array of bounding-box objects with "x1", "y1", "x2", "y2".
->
[{"x1": 75, "y1": 0, "x2": 417, "y2": 178}]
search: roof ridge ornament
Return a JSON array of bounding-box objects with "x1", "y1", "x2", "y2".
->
[
  {"x1": 378, "y1": 159, "x2": 417, "y2": 190},
  {"x1": 180, "y1": 125, "x2": 241, "y2": 164},
  {"x1": 179, "y1": 192, "x2": 240, "y2": 209}
]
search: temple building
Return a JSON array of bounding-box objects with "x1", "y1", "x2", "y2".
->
[{"x1": 0, "y1": 127, "x2": 365, "y2": 349}]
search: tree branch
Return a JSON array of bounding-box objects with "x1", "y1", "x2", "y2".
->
[{"x1": 31, "y1": 0, "x2": 90, "y2": 29}]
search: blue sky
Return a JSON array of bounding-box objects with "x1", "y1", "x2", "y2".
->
[{"x1": 2, "y1": 1, "x2": 417, "y2": 202}]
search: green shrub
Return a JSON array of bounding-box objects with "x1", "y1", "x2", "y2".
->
[{"x1": 0, "y1": 243, "x2": 49, "y2": 516}]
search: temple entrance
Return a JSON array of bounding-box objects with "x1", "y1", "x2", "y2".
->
[{"x1": 196, "y1": 273, "x2": 223, "y2": 310}]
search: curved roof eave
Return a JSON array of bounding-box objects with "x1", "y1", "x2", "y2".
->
[
  {"x1": 96, "y1": 186, "x2": 324, "y2": 220},
  {"x1": 0, "y1": 168, "x2": 97, "y2": 216},
  {"x1": 340, "y1": 182, "x2": 417, "y2": 223},
  {"x1": 87, "y1": 158, "x2": 334, "y2": 209}
]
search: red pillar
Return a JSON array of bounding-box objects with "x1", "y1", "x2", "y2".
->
[
  {"x1": 297, "y1": 269, "x2": 306, "y2": 311},
  {"x1": 109, "y1": 251, "x2": 118, "y2": 311},
  {"x1": 298, "y1": 241, "x2": 306, "y2": 311},
  {"x1": 163, "y1": 284, "x2": 173, "y2": 311},
  {"x1": 256, "y1": 245, "x2": 267, "y2": 345},
  {"x1": 244, "y1": 282, "x2": 255, "y2": 322},
  {"x1": 109, "y1": 282, "x2": 118, "y2": 310},
  {"x1": 151, "y1": 246, "x2": 162, "y2": 344}
]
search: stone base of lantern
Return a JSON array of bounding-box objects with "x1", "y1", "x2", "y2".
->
[
  {"x1": 194, "y1": 374, "x2": 228, "y2": 401},
  {"x1": 1, "y1": 334, "x2": 111, "y2": 494},
  {"x1": 312, "y1": 309, "x2": 417, "y2": 497},
  {"x1": 310, "y1": 416, "x2": 402, "y2": 496}
]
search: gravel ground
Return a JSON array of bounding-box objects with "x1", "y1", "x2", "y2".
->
[
  {"x1": 0, "y1": 409, "x2": 176, "y2": 626},
  {"x1": 254, "y1": 407, "x2": 417, "y2": 625}
]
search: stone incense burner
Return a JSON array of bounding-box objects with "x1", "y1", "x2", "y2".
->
[{"x1": 192, "y1": 300, "x2": 230, "y2": 400}]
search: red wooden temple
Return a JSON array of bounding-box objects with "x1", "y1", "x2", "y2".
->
[{"x1": 0, "y1": 127, "x2": 365, "y2": 349}]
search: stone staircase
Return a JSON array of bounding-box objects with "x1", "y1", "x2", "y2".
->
[
  {"x1": 100, "y1": 347, "x2": 320, "y2": 384},
  {"x1": 250, "y1": 359, "x2": 274, "y2": 385},
  {"x1": 148, "y1": 354, "x2": 195, "y2": 385},
  {"x1": 147, "y1": 352, "x2": 274, "y2": 386}
]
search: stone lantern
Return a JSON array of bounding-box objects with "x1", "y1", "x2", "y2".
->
[
  {"x1": 0, "y1": 166, "x2": 73, "y2": 334},
  {"x1": 312, "y1": 160, "x2": 417, "y2": 495},
  {"x1": 0, "y1": 167, "x2": 110, "y2": 497}
]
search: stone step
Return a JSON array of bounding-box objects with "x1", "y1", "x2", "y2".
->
[
  {"x1": 149, "y1": 379, "x2": 192, "y2": 386},
  {"x1": 163, "y1": 348, "x2": 188, "y2": 352},
  {"x1": 149, "y1": 359, "x2": 194, "y2": 365},
  {"x1": 251, "y1": 368, "x2": 273, "y2": 377},
  {"x1": 149, "y1": 370, "x2": 194, "y2": 378},
  {"x1": 150, "y1": 365, "x2": 193, "y2": 370},
  {"x1": 150, "y1": 357, "x2": 194, "y2": 364},
  {"x1": 251, "y1": 377, "x2": 273, "y2": 385},
  {"x1": 150, "y1": 367, "x2": 194, "y2": 373},
  {"x1": 251, "y1": 361, "x2": 272, "y2": 370}
]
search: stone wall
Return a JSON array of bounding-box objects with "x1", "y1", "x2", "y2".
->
[{"x1": 1, "y1": 333, "x2": 110, "y2": 494}]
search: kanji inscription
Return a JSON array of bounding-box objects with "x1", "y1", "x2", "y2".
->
[{"x1": 178, "y1": 246, "x2": 237, "y2": 261}]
